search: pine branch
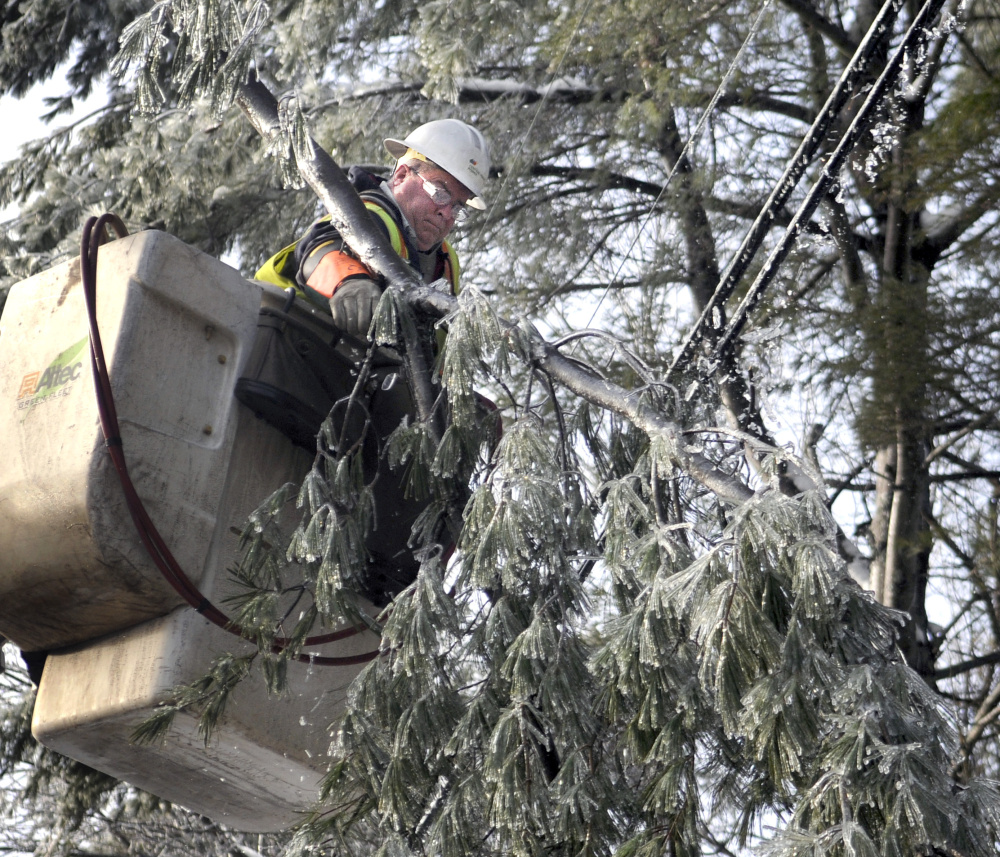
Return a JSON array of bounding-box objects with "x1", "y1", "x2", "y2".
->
[{"x1": 409, "y1": 281, "x2": 756, "y2": 507}]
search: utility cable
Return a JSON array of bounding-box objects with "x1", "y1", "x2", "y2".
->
[
  {"x1": 705, "y1": 0, "x2": 953, "y2": 372},
  {"x1": 665, "y1": 0, "x2": 918, "y2": 381}
]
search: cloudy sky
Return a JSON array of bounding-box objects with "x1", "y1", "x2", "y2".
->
[{"x1": 1, "y1": 74, "x2": 71, "y2": 163}]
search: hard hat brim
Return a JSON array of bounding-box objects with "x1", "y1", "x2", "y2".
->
[{"x1": 384, "y1": 138, "x2": 409, "y2": 160}]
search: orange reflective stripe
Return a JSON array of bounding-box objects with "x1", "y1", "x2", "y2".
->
[{"x1": 307, "y1": 250, "x2": 373, "y2": 299}]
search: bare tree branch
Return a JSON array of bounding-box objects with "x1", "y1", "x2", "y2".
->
[
  {"x1": 779, "y1": 0, "x2": 857, "y2": 57},
  {"x1": 933, "y1": 649, "x2": 1000, "y2": 681}
]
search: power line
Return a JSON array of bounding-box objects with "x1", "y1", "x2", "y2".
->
[
  {"x1": 706, "y1": 0, "x2": 957, "y2": 372},
  {"x1": 666, "y1": 0, "x2": 959, "y2": 386}
]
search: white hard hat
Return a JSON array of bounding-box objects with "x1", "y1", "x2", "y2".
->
[{"x1": 385, "y1": 119, "x2": 491, "y2": 210}]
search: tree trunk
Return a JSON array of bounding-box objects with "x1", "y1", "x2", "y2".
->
[
  {"x1": 866, "y1": 82, "x2": 935, "y2": 674},
  {"x1": 869, "y1": 430, "x2": 934, "y2": 675}
]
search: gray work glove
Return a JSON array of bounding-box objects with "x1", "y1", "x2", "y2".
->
[{"x1": 329, "y1": 278, "x2": 382, "y2": 337}]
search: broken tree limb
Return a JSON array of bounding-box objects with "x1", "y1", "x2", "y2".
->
[
  {"x1": 407, "y1": 284, "x2": 756, "y2": 508},
  {"x1": 404, "y1": 283, "x2": 874, "y2": 584},
  {"x1": 235, "y1": 73, "x2": 756, "y2": 509}
]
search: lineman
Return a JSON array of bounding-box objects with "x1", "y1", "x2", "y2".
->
[
  {"x1": 256, "y1": 118, "x2": 491, "y2": 337},
  {"x1": 252, "y1": 120, "x2": 492, "y2": 603}
]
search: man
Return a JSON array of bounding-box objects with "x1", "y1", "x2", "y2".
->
[
  {"x1": 250, "y1": 119, "x2": 492, "y2": 603},
  {"x1": 257, "y1": 118, "x2": 491, "y2": 338}
]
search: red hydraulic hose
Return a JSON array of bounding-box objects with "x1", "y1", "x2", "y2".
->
[{"x1": 80, "y1": 215, "x2": 377, "y2": 666}]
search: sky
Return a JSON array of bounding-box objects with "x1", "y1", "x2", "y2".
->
[
  {"x1": 1, "y1": 70, "x2": 105, "y2": 219},
  {"x1": 2, "y1": 75, "x2": 65, "y2": 162}
]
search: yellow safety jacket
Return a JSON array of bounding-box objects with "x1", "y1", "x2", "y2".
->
[{"x1": 255, "y1": 196, "x2": 460, "y2": 306}]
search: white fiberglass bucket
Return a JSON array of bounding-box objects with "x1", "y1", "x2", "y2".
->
[
  {"x1": 0, "y1": 230, "x2": 382, "y2": 830},
  {"x1": 32, "y1": 563, "x2": 379, "y2": 831},
  {"x1": 0, "y1": 230, "x2": 260, "y2": 651}
]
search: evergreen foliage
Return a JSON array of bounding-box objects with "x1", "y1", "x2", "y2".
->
[{"x1": 4, "y1": 1, "x2": 1000, "y2": 855}]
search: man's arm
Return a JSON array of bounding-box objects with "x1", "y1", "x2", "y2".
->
[
  {"x1": 312, "y1": 256, "x2": 382, "y2": 336},
  {"x1": 294, "y1": 219, "x2": 383, "y2": 337}
]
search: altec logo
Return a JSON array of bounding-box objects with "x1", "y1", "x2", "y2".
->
[{"x1": 17, "y1": 337, "x2": 88, "y2": 410}]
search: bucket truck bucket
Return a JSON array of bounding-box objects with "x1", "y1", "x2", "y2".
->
[
  {"x1": 0, "y1": 230, "x2": 386, "y2": 830},
  {"x1": 0, "y1": 230, "x2": 261, "y2": 652},
  {"x1": 31, "y1": 580, "x2": 379, "y2": 832}
]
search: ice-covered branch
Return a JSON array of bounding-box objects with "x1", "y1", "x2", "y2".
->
[
  {"x1": 237, "y1": 77, "x2": 878, "y2": 580},
  {"x1": 407, "y1": 284, "x2": 754, "y2": 507}
]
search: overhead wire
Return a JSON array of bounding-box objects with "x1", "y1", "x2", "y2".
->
[
  {"x1": 705, "y1": 0, "x2": 956, "y2": 373},
  {"x1": 666, "y1": 0, "x2": 960, "y2": 388}
]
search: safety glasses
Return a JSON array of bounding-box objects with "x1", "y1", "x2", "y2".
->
[{"x1": 415, "y1": 171, "x2": 470, "y2": 222}]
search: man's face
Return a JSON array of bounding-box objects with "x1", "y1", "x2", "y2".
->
[{"x1": 391, "y1": 162, "x2": 472, "y2": 251}]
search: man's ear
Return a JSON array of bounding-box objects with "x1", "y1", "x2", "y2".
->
[{"x1": 389, "y1": 163, "x2": 410, "y2": 188}]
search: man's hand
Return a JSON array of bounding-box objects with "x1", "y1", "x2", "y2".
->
[{"x1": 329, "y1": 278, "x2": 383, "y2": 336}]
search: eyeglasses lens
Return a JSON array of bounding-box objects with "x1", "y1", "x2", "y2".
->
[{"x1": 420, "y1": 177, "x2": 469, "y2": 222}]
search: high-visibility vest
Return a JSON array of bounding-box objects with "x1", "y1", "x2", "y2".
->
[{"x1": 255, "y1": 198, "x2": 460, "y2": 305}]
